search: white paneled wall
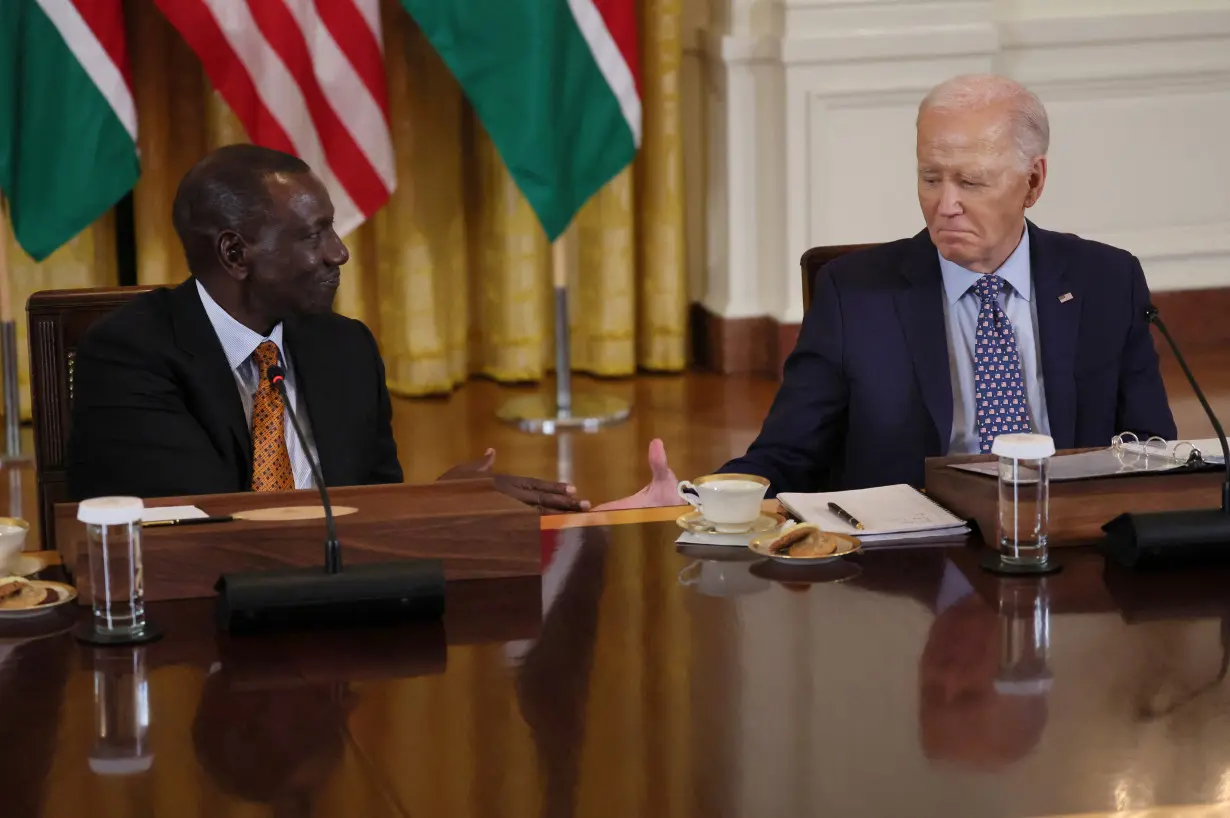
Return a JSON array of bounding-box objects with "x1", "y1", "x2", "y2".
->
[{"x1": 684, "y1": 0, "x2": 1230, "y2": 323}]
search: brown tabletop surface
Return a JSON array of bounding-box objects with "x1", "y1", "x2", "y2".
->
[{"x1": 3, "y1": 519, "x2": 1230, "y2": 818}]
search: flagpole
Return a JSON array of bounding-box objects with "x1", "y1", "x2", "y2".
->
[
  {"x1": 0, "y1": 195, "x2": 24, "y2": 462},
  {"x1": 496, "y1": 225, "x2": 631, "y2": 436}
]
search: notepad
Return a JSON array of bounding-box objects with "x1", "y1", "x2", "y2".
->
[
  {"x1": 776, "y1": 485, "x2": 969, "y2": 543},
  {"x1": 139, "y1": 505, "x2": 208, "y2": 523}
]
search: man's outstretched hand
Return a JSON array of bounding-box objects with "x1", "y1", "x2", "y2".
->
[
  {"x1": 438, "y1": 449, "x2": 590, "y2": 514},
  {"x1": 591, "y1": 439, "x2": 681, "y2": 512}
]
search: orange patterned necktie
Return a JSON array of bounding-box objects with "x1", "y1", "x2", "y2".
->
[{"x1": 250, "y1": 340, "x2": 294, "y2": 492}]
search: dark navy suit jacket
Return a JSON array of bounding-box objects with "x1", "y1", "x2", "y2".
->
[{"x1": 721, "y1": 223, "x2": 1177, "y2": 494}]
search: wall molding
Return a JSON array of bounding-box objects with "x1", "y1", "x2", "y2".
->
[
  {"x1": 700, "y1": 0, "x2": 1230, "y2": 324},
  {"x1": 691, "y1": 287, "x2": 1230, "y2": 379}
]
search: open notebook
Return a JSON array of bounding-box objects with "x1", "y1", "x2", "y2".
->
[{"x1": 776, "y1": 484, "x2": 969, "y2": 544}]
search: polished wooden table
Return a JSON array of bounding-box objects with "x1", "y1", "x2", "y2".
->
[{"x1": 4, "y1": 512, "x2": 1230, "y2": 818}]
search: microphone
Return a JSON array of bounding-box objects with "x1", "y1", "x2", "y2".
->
[
  {"x1": 1101, "y1": 305, "x2": 1230, "y2": 568},
  {"x1": 1145, "y1": 307, "x2": 1230, "y2": 512},
  {"x1": 267, "y1": 364, "x2": 341, "y2": 573},
  {"x1": 212, "y1": 361, "x2": 446, "y2": 633}
]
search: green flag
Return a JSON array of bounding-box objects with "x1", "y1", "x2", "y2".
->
[
  {"x1": 401, "y1": 0, "x2": 641, "y2": 241},
  {"x1": 0, "y1": 0, "x2": 140, "y2": 261}
]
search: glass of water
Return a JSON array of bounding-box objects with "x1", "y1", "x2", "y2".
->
[
  {"x1": 992, "y1": 434, "x2": 1056, "y2": 570},
  {"x1": 76, "y1": 497, "x2": 161, "y2": 645}
]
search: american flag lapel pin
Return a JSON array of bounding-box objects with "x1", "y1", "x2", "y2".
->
[{"x1": 1059, "y1": 292, "x2": 1074, "y2": 303}]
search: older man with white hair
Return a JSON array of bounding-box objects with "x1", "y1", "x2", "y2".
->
[{"x1": 608, "y1": 73, "x2": 1176, "y2": 505}]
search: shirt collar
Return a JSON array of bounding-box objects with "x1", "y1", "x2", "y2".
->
[
  {"x1": 938, "y1": 224, "x2": 1032, "y2": 305},
  {"x1": 195, "y1": 278, "x2": 285, "y2": 372}
]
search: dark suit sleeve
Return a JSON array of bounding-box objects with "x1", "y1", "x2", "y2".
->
[
  {"x1": 1117, "y1": 257, "x2": 1177, "y2": 441},
  {"x1": 68, "y1": 321, "x2": 236, "y2": 500},
  {"x1": 361, "y1": 323, "x2": 404, "y2": 484},
  {"x1": 718, "y1": 269, "x2": 849, "y2": 494}
]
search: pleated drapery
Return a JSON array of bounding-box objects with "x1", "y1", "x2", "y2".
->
[{"x1": 0, "y1": 0, "x2": 688, "y2": 411}]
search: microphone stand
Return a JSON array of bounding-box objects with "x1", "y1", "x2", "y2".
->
[
  {"x1": 1101, "y1": 306, "x2": 1230, "y2": 568},
  {"x1": 211, "y1": 365, "x2": 446, "y2": 633},
  {"x1": 1147, "y1": 309, "x2": 1230, "y2": 513},
  {"x1": 269, "y1": 366, "x2": 341, "y2": 574}
]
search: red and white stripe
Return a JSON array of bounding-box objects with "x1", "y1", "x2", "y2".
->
[
  {"x1": 35, "y1": 0, "x2": 137, "y2": 143},
  {"x1": 153, "y1": 0, "x2": 395, "y2": 236},
  {"x1": 567, "y1": 0, "x2": 642, "y2": 146}
]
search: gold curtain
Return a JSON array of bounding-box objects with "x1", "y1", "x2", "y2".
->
[{"x1": 118, "y1": 0, "x2": 686, "y2": 398}]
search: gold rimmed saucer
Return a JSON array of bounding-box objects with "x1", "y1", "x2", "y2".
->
[
  {"x1": 676, "y1": 511, "x2": 786, "y2": 536},
  {"x1": 0, "y1": 580, "x2": 77, "y2": 619},
  {"x1": 749, "y1": 524, "x2": 861, "y2": 565}
]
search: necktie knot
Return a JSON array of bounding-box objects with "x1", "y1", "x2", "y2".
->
[
  {"x1": 253, "y1": 340, "x2": 280, "y2": 381},
  {"x1": 973, "y1": 274, "x2": 1004, "y2": 303}
]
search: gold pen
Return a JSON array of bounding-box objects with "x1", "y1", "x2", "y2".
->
[
  {"x1": 826, "y1": 502, "x2": 865, "y2": 530},
  {"x1": 143, "y1": 515, "x2": 234, "y2": 528}
]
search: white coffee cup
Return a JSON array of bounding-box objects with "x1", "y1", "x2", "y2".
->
[{"x1": 677, "y1": 473, "x2": 769, "y2": 533}]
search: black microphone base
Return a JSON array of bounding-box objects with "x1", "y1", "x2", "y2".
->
[
  {"x1": 215, "y1": 559, "x2": 446, "y2": 634},
  {"x1": 1101, "y1": 508, "x2": 1230, "y2": 569}
]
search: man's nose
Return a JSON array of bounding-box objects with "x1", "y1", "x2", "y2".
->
[
  {"x1": 326, "y1": 232, "x2": 350, "y2": 266},
  {"x1": 937, "y1": 182, "x2": 963, "y2": 216}
]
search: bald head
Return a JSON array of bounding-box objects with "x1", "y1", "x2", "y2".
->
[
  {"x1": 171, "y1": 143, "x2": 312, "y2": 277},
  {"x1": 918, "y1": 74, "x2": 1050, "y2": 172}
]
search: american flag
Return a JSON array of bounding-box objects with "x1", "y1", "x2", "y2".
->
[{"x1": 153, "y1": 0, "x2": 395, "y2": 235}]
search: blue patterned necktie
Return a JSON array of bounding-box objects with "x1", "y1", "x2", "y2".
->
[{"x1": 972, "y1": 275, "x2": 1032, "y2": 453}]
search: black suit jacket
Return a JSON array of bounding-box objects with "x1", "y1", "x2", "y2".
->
[
  {"x1": 67, "y1": 278, "x2": 403, "y2": 500},
  {"x1": 721, "y1": 223, "x2": 1177, "y2": 494}
]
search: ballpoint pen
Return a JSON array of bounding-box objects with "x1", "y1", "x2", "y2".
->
[
  {"x1": 826, "y1": 502, "x2": 865, "y2": 530},
  {"x1": 142, "y1": 515, "x2": 234, "y2": 528}
]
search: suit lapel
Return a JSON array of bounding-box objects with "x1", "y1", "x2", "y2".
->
[
  {"x1": 894, "y1": 232, "x2": 954, "y2": 452},
  {"x1": 283, "y1": 317, "x2": 343, "y2": 486},
  {"x1": 169, "y1": 279, "x2": 252, "y2": 477},
  {"x1": 1028, "y1": 222, "x2": 1080, "y2": 449}
]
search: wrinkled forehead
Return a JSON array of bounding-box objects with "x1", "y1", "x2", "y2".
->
[{"x1": 916, "y1": 106, "x2": 1017, "y2": 170}]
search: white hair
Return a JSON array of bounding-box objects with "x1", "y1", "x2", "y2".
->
[{"x1": 918, "y1": 74, "x2": 1050, "y2": 170}]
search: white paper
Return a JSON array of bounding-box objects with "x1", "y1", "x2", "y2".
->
[
  {"x1": 139, "y1": 505, "x2": 209, "y2": 523},
  {"x1": 776, "y1": 484, "x2": 967, "y2": 541}
]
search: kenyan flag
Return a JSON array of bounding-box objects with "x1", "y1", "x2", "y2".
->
[
  {"x1": 400, "y1": 0, "x2": 641, "y2": 241},
  {"x1": 0, "y1": 0, "x2": 139, "y2": 262}
]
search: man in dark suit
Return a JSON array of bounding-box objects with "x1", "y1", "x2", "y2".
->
[
  {"x1": 68, "y1": 144, "x2": 588, "y2": 512},
  {"x1": 604, "y1": 73, "x2": 1175, "y2": 506}
]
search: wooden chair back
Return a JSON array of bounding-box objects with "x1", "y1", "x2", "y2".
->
[
  {"x1": 27, "y1": 286, "x2": 156, "y2": 548},
  {"x1": 799, "y1": 244, "x2": 878, "y2": 311}
]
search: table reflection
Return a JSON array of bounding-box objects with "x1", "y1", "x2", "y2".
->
[
  {"x1": 193, "y1": 670, "x2": 353, "y2": 816},
  {"x1": 90, "y1": 647, "x2": 152, "y2": 776},
  {"x1": 919, "y1": 570, "x2": 1051, "y2": 770}
]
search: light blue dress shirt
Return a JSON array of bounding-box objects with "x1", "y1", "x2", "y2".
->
[
  {"x1": 195, "y1": 280, "x2": 319, "y2": 489},
  {"x1": 939, "y1": 227, "x2": 1051, "y2": 455}
]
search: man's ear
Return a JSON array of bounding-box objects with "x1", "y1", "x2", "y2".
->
[
  {"x1": 1023, "y1": 156, "x2": 1047, "y2": 209},
  {"x1": 216, "y1": 231, "x2": 250, "y2": 281}
]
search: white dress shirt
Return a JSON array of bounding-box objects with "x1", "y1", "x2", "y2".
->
[
  {"x1": 195, "y1": 280, "x2": 319, "y2": 489},
  {"x1": 938, "y1": 227, "x2": 1052, "y2": 455}
]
